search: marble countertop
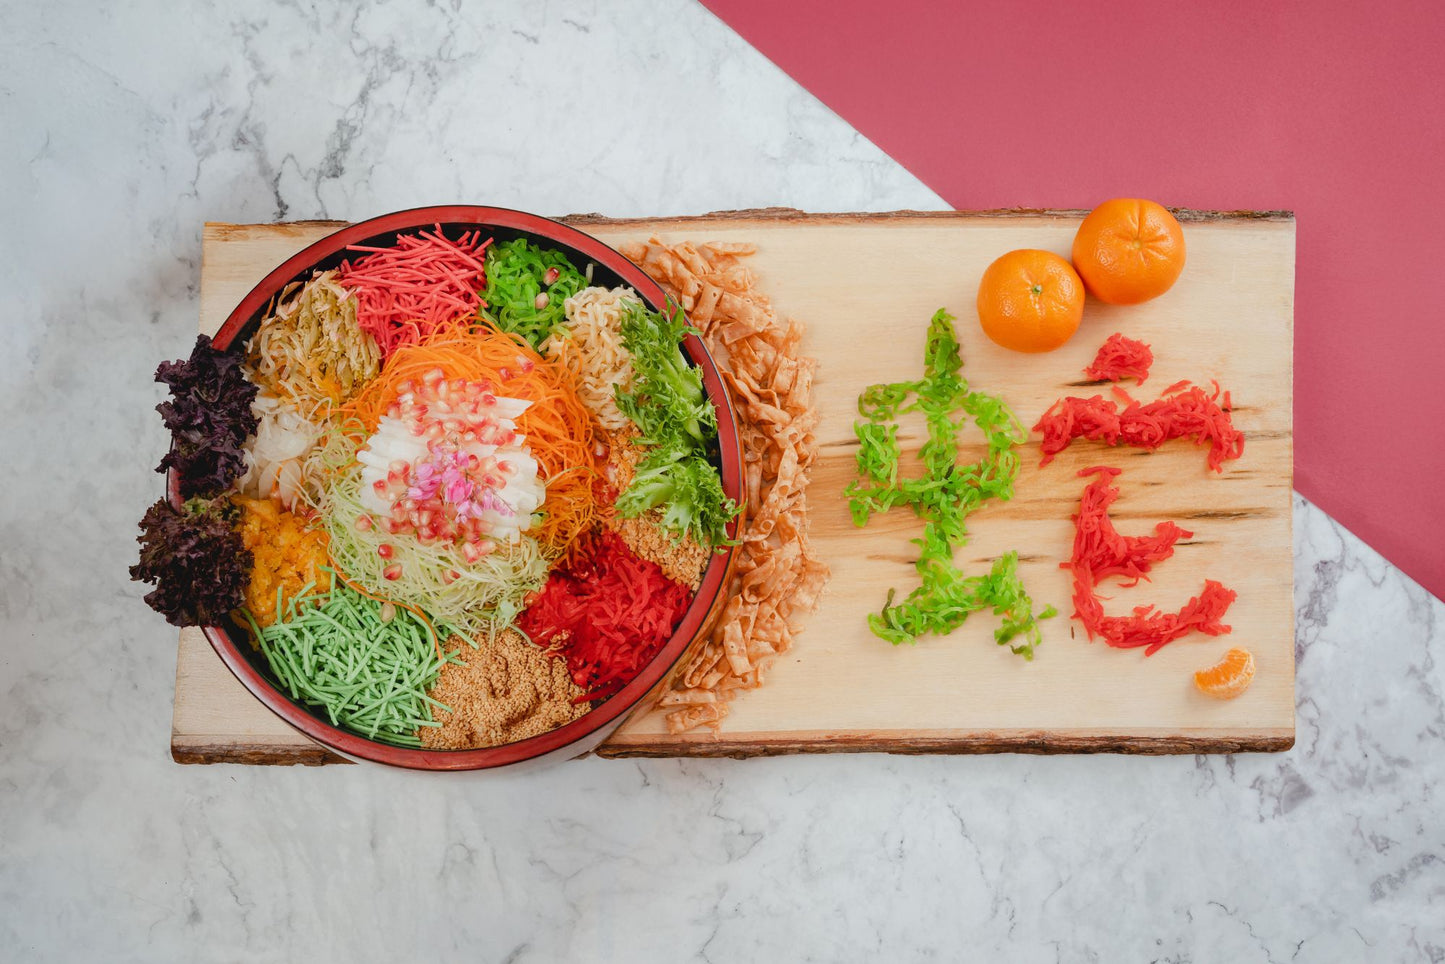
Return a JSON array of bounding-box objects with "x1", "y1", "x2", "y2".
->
[{"x1": 2, "y1": 1, "x2": 1441, "y2": 960}]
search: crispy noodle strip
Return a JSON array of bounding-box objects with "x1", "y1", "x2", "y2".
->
[
  {"x1": 541, "y1": 285, "x2": 639, "y2": 432},
  {"x1": 621, "y1": 238, "x2": 830, "y2": 734}
]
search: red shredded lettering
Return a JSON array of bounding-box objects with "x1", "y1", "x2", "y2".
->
[
  {"x1": 1064, "y1": 466, "x2": 1237, "y2": 655},
  {"x1": 1084, "y1": 332, "x2": 1154, "y2": 385},
  {"x1": 1034, "y1": 380, "x2": 1244, "y2": 473}
]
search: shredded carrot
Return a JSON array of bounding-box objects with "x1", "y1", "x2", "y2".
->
[
  {"x1": 1063, "y1": 466, "x2": 1237, "y2": 655},
  {"x1": 1034, "y1": 379, "x2": 1245, "y2": 473},
  {"x1": 1084, "y1": 332, "x2": 1154, "y2": 385},
  {"x1": 339, "y1": 318, "x2": 599, "y2": 552},
  {"x1": 338, "y1": 226, "x2": 491, "y2": 358}
]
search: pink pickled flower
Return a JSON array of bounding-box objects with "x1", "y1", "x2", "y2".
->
[
  {"x1": 445, "y1": 478, "x2": 473, "y2": 504},
  {"x1": 479, "y1": 490, "x2": 515, "y2": 517}
]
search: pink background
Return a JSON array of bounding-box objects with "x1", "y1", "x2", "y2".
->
[{"x1": 704, "y1": 0, "x2": 1445, "y2": 600}]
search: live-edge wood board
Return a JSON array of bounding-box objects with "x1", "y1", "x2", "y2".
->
[{"x1": 173, "y1": 208, "x2": 1295, "y2": 764}]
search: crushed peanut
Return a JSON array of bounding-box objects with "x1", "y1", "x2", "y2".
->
[{"x1": 420, "y1": 629, "x2": 588, "y2": 750}]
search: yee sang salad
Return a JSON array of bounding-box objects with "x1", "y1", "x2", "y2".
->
[{"x1": 132, "y1": 226, "x2": 740, "y2": 749}]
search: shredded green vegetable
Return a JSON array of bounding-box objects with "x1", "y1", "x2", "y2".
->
[
  {"x1": 245, "y1": 575, "x2": 459, "y2": 747},
  {"x1": 844, "y1": 309, "x2": 1055, "y2": 655},
  {"x1": 614, "y1": 298, "x2": 739, "y2": 548},
  {"x1": 481, "y1": 238, "x2": 589, "y2": 348},
  {"x1": 322, "y1": 455, "x2": 550, "y2": 639}
]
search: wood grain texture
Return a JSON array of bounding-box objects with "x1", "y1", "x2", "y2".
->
[{"x1": 173, "y1": 209, "x2": 1295, "y2": 764}]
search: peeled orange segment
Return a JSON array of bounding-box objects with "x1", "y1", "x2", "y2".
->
[{"x1": 1194, "y1": 647, "x2": 1256, "y2": 700}]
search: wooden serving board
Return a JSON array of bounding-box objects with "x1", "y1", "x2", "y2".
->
[{"x1": 172, "y1": 209, "x2": 1295, "y2": 764}]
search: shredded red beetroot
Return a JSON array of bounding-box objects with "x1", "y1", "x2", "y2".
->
[
  {"x1": 1084, "y1": 332, "x2": 1153, "y2": 385},
  {"x1": 338, "y1": 226, "x2": 490, "y2": 358},
  {"x1": 1034, "y1": 379, "x2": 1244, "y2": 472},
  {"x1": 1064, "y1": 466, "x2": 1236, "y2": 655},
  {"x1": 517, "y1": 530, "x2": 692, "y2": 701}
]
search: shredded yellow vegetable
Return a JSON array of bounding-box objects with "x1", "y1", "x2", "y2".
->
[{"x1": 246, "y1": 270, "x2": 382, "y2": 408}]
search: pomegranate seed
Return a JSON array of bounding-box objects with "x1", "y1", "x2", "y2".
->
[
  {"x1": 382, "y1": 564, "x2": 403, "y2": 581},
  {"x1": 384, "y1": 519, "x2": 404, "y2": 534},
  {"x1": 543, "y1": 267, "x2": 560, "y2": 285},
  {"x1": 354, "y1": 514, "x2": 374, "y2": 532},
  {"x1": 442, "y1": 569, "x2": 460, "y2": 585},
  {"x1": 462, "y1": 542, "x2": 484, "y2": 564},
  {"x1": 377, "y1": 543, "x2": 395, "y2": 559},
  {"x1": 372, "y1": 479, "x2": 389, "y2": 496},
  {"x1": 477, "y1": 539, "x2": 497, "y2": 556},
  {"x1": 533, "y1": 292, "x2": 549, "y2": 310},
  {"x1": 422, "y1": 368, "x2": 445, "y2": 386}
]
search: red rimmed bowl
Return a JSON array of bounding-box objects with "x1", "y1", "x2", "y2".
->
[{"x1": 173, "y1": 205, "x2": 743, "y2": 771}]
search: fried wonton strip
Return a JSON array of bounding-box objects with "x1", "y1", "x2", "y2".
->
[
  {"x1": 625, "y1": 237, "x2": 830, "y2": 734},
  {"x1": 666, "y1": 702, "x2": 727, "y2": 734},
  {"x1": 657, "y1": 688, "x2": 717, "y2": 707}
]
